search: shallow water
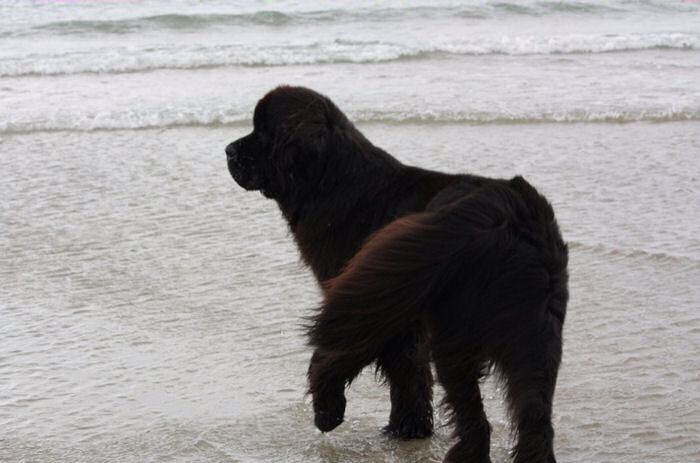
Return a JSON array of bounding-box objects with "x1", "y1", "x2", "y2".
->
[
  {"x1": 2, "y1": 122, "x2": 699, "y2": 462},
  {"x1": 2, "y1": 1, "x2": 700, "y2": 462}
]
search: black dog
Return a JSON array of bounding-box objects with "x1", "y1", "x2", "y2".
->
[{"x1": 226, "y1": 86, "x2": 568, "y2": 463}]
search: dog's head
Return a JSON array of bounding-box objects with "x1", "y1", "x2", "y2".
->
[{"x1": 226, "y1": 86, "x2": 349, "y2": 200}]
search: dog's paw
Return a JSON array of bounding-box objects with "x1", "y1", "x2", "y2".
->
[
  {"x1": 382, "y1": 416, "x2": 433, "y2": 440},
  {"x1": 313, "y1": 390, "x2": 346, "y2": 433}
]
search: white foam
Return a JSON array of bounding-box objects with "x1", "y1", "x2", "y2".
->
[
  {"x1": 1, "y1": 33, "x2": 697, "y2": 78},
  {"x1": 3, "y1": 105, "x2": 699, "y2": 134}
]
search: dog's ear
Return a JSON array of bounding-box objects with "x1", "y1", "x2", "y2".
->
[
  {"x1": 273, "y1": 98, "x2": 334, "y2": 178},
  {"x1": 274, "y1": 121, "x2": 328, "y2": 172}
]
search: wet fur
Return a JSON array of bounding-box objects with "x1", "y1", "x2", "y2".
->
[{"x1": 226, "y1": 86, "x2": 568, "y2": 463}]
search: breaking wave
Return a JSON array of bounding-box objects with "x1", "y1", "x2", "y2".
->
[
  {"x1": 3, "y1": 106, "x2": 699, "y2": 135},
  {"x1": 2, "y1": 33, "x2": 697, "y2": 78}
]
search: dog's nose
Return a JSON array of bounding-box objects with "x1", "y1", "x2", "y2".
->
[{"x1": 225, "y1": 142, "x2": 237, "y2": 161}]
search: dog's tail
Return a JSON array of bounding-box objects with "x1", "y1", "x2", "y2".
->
[{"x1": 307, "y1": 176, "x2": 568, "y2": 358}]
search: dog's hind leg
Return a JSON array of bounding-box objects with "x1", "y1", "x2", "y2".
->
[
  {"x1": 377, "y1": 321, "x2": 434, "y2": 439},
  {"x1": 499, "y1": 313, "x2": 562, "y2": 463},
  {"x1": 433, "y1": 350, "x2": 492, "y2": 463}
]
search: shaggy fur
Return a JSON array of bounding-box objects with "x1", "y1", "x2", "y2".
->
[{"x1": 226, "y1": 86, "x2": 568, "y2": 463}]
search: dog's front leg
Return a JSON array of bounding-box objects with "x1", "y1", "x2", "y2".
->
[
  {"x1": 377, "y1": 322, "x2": 434, "y2": 439},
  {"x1": 307, "y1": 349, "x2": 366, "y2": 433}
]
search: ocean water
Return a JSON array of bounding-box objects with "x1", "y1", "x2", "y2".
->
[{"x1": 1, "y1": 1, "x2": 699, "y2": 462}]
